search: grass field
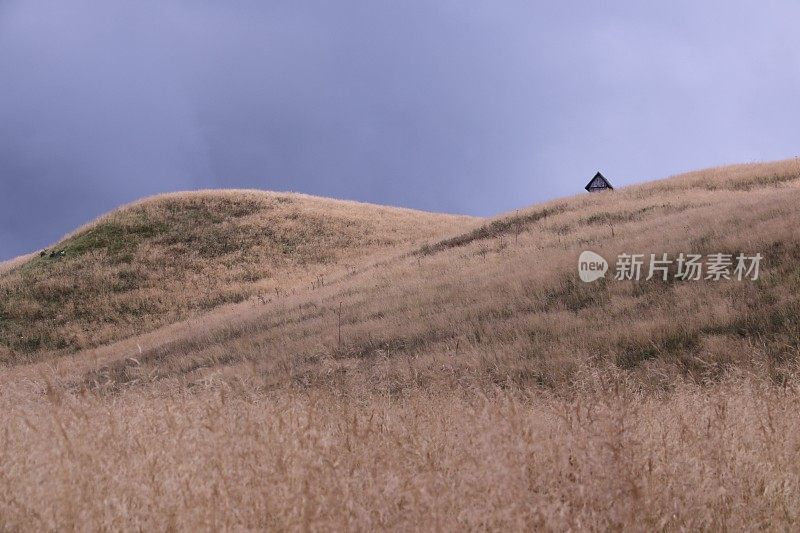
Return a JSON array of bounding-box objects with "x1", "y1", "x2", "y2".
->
[{"x1": 2, "y1": 159, "x2": 800, "y2": 530}]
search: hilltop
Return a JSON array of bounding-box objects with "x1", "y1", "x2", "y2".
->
[
  {"x1": 2, "y1": 159, "x2": 800, "y2": 530},
  {"x1": 0, "y1": 190, "x2": 471, "y2": 362}
]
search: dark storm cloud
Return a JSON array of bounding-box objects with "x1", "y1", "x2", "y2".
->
[{"x1": 1, "y1": 0, "x2": 799, "y2": 259}]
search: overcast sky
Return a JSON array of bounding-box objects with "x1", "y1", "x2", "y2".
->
[{"x1": 1, "y1": 1, "x2": 799, "y2": 259}]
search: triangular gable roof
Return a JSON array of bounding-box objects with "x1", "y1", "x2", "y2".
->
[{"x1": 585, "y1": 172, "x2": 614, "y2": 192}]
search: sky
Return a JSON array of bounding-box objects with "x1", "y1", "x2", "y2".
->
[{"x1": 1, "y1": 1, "x2": 799, "y2": 259}]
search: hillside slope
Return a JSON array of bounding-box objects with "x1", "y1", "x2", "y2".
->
[
  {"x1": 62, "y1": 158, "x2": 800, "y2": 393},
  {"x1": 2, "y1": 160, "x2": 800, "y2": 529},
  {"x1": 0, "y1": 190, "x2": 472, "y2": 361}
]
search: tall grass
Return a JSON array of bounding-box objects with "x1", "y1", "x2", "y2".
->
[{"x1": 2, "y1": 371, "x2": 799, "y2": 530}]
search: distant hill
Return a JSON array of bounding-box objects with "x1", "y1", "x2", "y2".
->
[
  {"x1": 0, "y1": 190, "x2": 472, "y2": 362},
  {"x1": 5, "y1": 161, "x2": 800, "y2": 370},
  {"x1": 44, "y1": 158, "x2": 800, "y2": 390}
]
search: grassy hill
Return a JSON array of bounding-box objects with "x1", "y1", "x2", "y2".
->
[
  {"x1": 0, "y1": 190, "x2": 471, "y2": 362},
  {"x1": 61, "y1": 159, "x2": 800, "y2": 393},
  {"x1": 2, "y1": 159, "x2": 800, "y2": 530}
]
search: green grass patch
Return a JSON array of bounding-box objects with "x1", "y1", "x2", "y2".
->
[{"x1": 62, "y1": 219, "x2": 168, "y2": 257}]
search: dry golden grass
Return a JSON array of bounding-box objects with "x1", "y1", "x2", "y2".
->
[
  {"x1": 3, "y1": 374, "x2": 800, "y2": 530},
  {"x1": 2, "y1": 159, "x2": 800, "y2": 530},
  {"x1": 0, "y1": 190, "x2": 471, "y2": 361}
]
